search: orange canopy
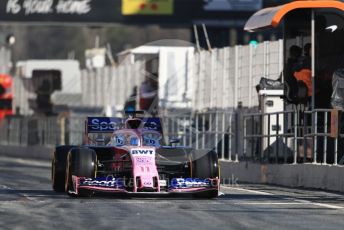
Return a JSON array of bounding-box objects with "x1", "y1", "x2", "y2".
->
[{"x1": 244, "y1": 0, "x2": 344, "y2": 32}]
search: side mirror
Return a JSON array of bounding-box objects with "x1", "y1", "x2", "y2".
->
[
  {"x1": 95, "y1": 137, "x2": 105, "y2": 146},
  {"x1": 169, "y1": 138, "x2": 180, "y2": 146}
]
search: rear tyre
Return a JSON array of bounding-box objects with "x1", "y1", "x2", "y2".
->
[
  {"x1": 52, "y1": 146, "x2": 75, "y2": 192},
  {"x1": 192, "y1": 150, "x2": 219, "y2": 199},
  {"x1": 192, "y1": 150, "x2": 219, "y2": 179},
  {"x1": 65, "y1": 148, "x2": 97, "y2": 197}
]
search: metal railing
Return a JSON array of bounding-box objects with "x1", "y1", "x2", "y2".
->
[
  {"x1": 0, "y1": 116, "x2": 62, "y2": 146},
  {"x1": 161, "y1": 110, "x2": 237, "y2": 161},
  {"x1": 243, "y1": 108, "x2": 344, "y2": 165},
  {"x1": 0, "y1": 110, "x2": 237, "y2": 161},
  {"x1": 2, "y1": 108, "x2": 343, "y2": 166},
  {"x1": 303, "y1": 109, "x2": 344, "y2": 165}
]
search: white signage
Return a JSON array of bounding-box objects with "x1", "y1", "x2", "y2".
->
[{"x1": 6, "y1": 0, "x2": 91, "y2": 15}]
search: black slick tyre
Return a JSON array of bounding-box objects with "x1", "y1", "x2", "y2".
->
[
  {"x1": 192, "y1": 150, "x2": 219, "y2": 199},
  {"x1": 65, "y1": 148, "x2": 97, "y2": 197},
  {"x1": 52, "y1": 146, "x2": 75, "y2": 192}
]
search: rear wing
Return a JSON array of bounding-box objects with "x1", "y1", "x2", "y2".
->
[
  {"x1": 85, "y1": 116, "x2": 163, "y2": 135},
  {"x1": 142, "y1": 117, "x2": 163, "y2": 133},
  {"x1": 85, "y1": 117, "x2": 123, "y2": 134}
]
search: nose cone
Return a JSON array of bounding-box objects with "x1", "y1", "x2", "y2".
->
[{"x1": 130, "y1": 147, "x2": 160, "y2": 192}]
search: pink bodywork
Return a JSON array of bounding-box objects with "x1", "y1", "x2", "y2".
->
[
  {"x1": 72, "y1": 128, "x2": 218, "y2": 195},
  {"x1": 130, "y1": 147, "x2": 160, "y2": 192},
  {"x1": 73, "y1": 146, "x2": 161, "y2": 194}
]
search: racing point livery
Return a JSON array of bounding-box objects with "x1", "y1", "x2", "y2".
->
[{"x1": 52, "y1": 111, "x2": 219, "y2": 198}]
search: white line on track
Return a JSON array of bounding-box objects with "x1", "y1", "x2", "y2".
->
[
  {"x1": 223, "y1": 186, "x2": 273, "y2": 195},
  {"x1": 223, "y1": 186, "x2": 344, "y2": 210},
  {"x1": 233, "y1": 202, "x2": 305, "y2": 205},
  {"x1": 294, "y1": 199, "x2": 344, "y2": 210}
]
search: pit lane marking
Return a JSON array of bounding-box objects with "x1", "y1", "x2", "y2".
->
[
  {"x1": 232, "y1": 202, "x2": 308, "y2": 205},
  {"x1": 224, "y1": 186, "x2": 344, "y2": 210},
  {"x1": 223, "y1": 186, "x2": 273, "y2": 195},
  {"x1": 294, "y1": 199, "x2": 344, "y2": 210}
]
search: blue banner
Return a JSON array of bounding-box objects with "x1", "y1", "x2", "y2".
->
[{"x1": 87, "y1": 117, "x2": 123, "y2": 133}]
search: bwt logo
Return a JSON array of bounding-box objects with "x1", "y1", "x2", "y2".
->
[
  {"x1": 131, "y1": 149, "x2": 154, "y2": 155},
  {"x1": 89, "y1": 118, "x2": 118, "y2": 131}
]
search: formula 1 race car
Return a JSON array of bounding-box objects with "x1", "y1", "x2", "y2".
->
[{"x1": 52, "y1": 111, "x2": 219, "y2": 198}]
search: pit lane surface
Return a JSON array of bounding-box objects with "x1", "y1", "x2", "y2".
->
[{"x1": 1, "y1": 156, "x2": 344, "y2": 230}]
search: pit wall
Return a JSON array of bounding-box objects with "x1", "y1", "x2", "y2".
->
[{"x1": 220, "y1": 161, "x2": 344, "y2": 193}]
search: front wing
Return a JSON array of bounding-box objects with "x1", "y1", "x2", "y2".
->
[{"x1": 69, "y1": 176, "x2": 219, "y2": 195}]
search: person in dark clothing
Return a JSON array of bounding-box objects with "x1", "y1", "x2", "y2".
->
[
  {"x1": 124, "y1": 86, "x2": 137, "y2": 112},
  {"x1": 304, "y1": 43, "x2": 311, "y2": 58},
  {"x1": 284, "y1": 45, "x2": 302, "y2": 103},
  {"x1": 35, "y1": 79, "x2": 53, "y2": 116},
  {"x1": 287, "y1": 45, "x2": 303, "y2": 75},
  {"x1": 294, "y1": 44, "x2": 312, "y2": 98}
]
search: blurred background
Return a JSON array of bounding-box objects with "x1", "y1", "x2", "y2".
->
[
  {"x1": 0, "y1": 0, "x2": 291, "y2": 62},
  {"x1": 0, "y1": 0, "x2": 291, "y2": 153}
]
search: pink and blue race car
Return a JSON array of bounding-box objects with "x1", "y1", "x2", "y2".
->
[{"x1": 52, "y1": 111, "x2": 219, "y2": 198}]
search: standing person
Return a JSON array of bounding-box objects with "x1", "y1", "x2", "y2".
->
[
  {"x1": 303, "y1": 43, "x2": 311, "y2": 59},
  {"x1": 294, "y1": 44, "x2": 312, "y2": 98},
  {"x1": 35, "y1": 79, "x2": 53, "y2": 116},
  {"x1": 284, "y1": 45, "x2": 302, "y2": 103},
  {"x1": 293, "y1": 44, "x2": 313, "y2": 162},
  {"x1": 139, "y1": 74, "x2": 158, "y2": 112},
  {"x1": 124, "y1": 86, "x2": 137, "y2": 112}
]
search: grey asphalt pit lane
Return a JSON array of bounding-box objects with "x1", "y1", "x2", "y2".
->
[
  {"x1": 178, "y1": 204, "x2": 192, "y2": 210},
  {"x1": 0, "y1": 186, "x2": 24, "y2": 201},
  {"x1": 55, "y1": 203, "x2": 73, "y2": 209}
]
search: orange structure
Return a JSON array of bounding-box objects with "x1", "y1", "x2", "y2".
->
[
  {"x1": 245, "y1": 0, "x2": 344, "y2": 31},
  {"x1": 245, "y1": 0, "x2": 344, "y2": 109},
  {"x1": 0, "y1": 74, "x2": 13, "y2": 120}
]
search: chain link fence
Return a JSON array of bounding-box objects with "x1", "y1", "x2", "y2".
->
[{"x1": 75, "y1": 40, "x2": 283, "y2": 112}]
